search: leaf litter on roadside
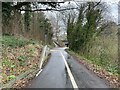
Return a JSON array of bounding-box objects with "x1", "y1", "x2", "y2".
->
[
  {"x1": 71, "y1": 52, "x2": 119, "y2": 88},
  {"x1": 2, "y1": 43, "x2": 42, "y2": 87}
]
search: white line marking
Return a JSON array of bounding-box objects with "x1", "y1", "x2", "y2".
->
[
  {"x1": 53, "y1": 42, "x2": 58, "y2": 47},
  {"x1": 36, "y1": 69, "x2": 43, "y2": 77},
  {"x1": 60, "y1": 52, "x2": 79, "y2": 90},
  {"x1": 50, "y1": 50, "x2": 60, "y2": 52}
]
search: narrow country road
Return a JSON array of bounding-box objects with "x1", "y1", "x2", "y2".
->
[
  {"x1": 27, "y1": 47, "x2": 67, "y2": 88},
  {"x1": 27, "y1": 47, "x2": 110, "y2": 88}
]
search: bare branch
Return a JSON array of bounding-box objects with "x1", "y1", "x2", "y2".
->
[
  {"x1": 19, "y1": 7, "x2": 79, "y2": 12},
  {"x1": 93, "y1": 0, "x2": 101, "y2": 9}
]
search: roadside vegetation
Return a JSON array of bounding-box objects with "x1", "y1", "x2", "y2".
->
[
  {"x1": 1, "y1": 2, "x2": 56, "y2": 88},
  {"x1": 72, "y1": 22, "x2": 118, "y2": 76},
  {"x1": 87, "y1": 23, "x2": 118, "y2": 75},
  {"x1": 2, "y1": 2, "x2": 53, "y2": 45},
  {"x1": 66, "y1": 2, "x2": 119, "y2": 88},
  {"x1": 1, "y1": 35, "x2": 43, "y2": 87}
]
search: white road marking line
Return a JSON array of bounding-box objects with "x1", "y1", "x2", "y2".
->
[
  {"x1": 50, "y1": 50, "x2": 60, "y2": 52},
  {"x1": 53, "y1": 42, "x2": 58, "y2": 47},
  {"x1": 60, "y1": 52, "x2": 79, "y2": 90},
  {"x1": 36, "y1": 69, "x2": 43, "y2": 77}
]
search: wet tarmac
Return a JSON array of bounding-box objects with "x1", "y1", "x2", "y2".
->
[
  {"x1": 27, "y1": 47, "x2": 110, "y2": 89},
  {"x1": 27, "y1": 48, "x2": 68, "y2": 88}
]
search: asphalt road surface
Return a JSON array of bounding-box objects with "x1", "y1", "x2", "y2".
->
[{"x1": 27, "y1": 47, "x2": 110, "y2": 89}]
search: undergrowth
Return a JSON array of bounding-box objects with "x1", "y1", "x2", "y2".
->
[
  {"x1": 0, "y1": 35, "x2": 37, "y2": 47},
  {"x1": 1, "y1": 35, "x2": 42, "y2": 84}
]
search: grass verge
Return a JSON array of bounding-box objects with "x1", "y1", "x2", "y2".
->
[
  {"x1": 1, "y1": 35, "x2": 43, "y2": 88},
  {"x1": 68, "y1": 50, "x2": 119, "y2": 88}
]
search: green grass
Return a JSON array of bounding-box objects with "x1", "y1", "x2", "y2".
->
[
  {"x1": 69, "y1": 50, "x2": 118, "y2": 75},
  {"x1": 1, "y1": 35, "x2": 37, "y2": 47},
  {"x1": 89, "y1": 35, "x2": 118, "y2": 74},
  {"x1": 68, "y1": 31, "x2": 118, "y2": 75},
  {"x1": 76, "y1": 34, "x2": 118, "y2": 75}
]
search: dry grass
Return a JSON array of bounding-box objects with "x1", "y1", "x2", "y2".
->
[{"x1": 87, "y1": 24, "x2": 118, "y2": 75}]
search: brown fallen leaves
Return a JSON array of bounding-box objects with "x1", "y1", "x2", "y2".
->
[
  {"x1": 13, "y1": 79, "x2": 28, "y2": 88},
  {"x1": 2, "y1": 44, "x2": 42, "y2": 85},
  {"x1": 71, "y1": 53, "x2": 119, "y2": 88},
  {"x1": 12, "y1": 73, "x2": 34, "y2": 88}
]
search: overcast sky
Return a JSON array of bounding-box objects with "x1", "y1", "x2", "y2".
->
[
  {"x1": 44, "y1": 0, "x2": 119, "y2": 35},
  {"x1": 106, "y1": 1, "x2": 118, "y2": 23},
  {"x1": 45, "y1": 0, "x2": 118, "y2": 23}
]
